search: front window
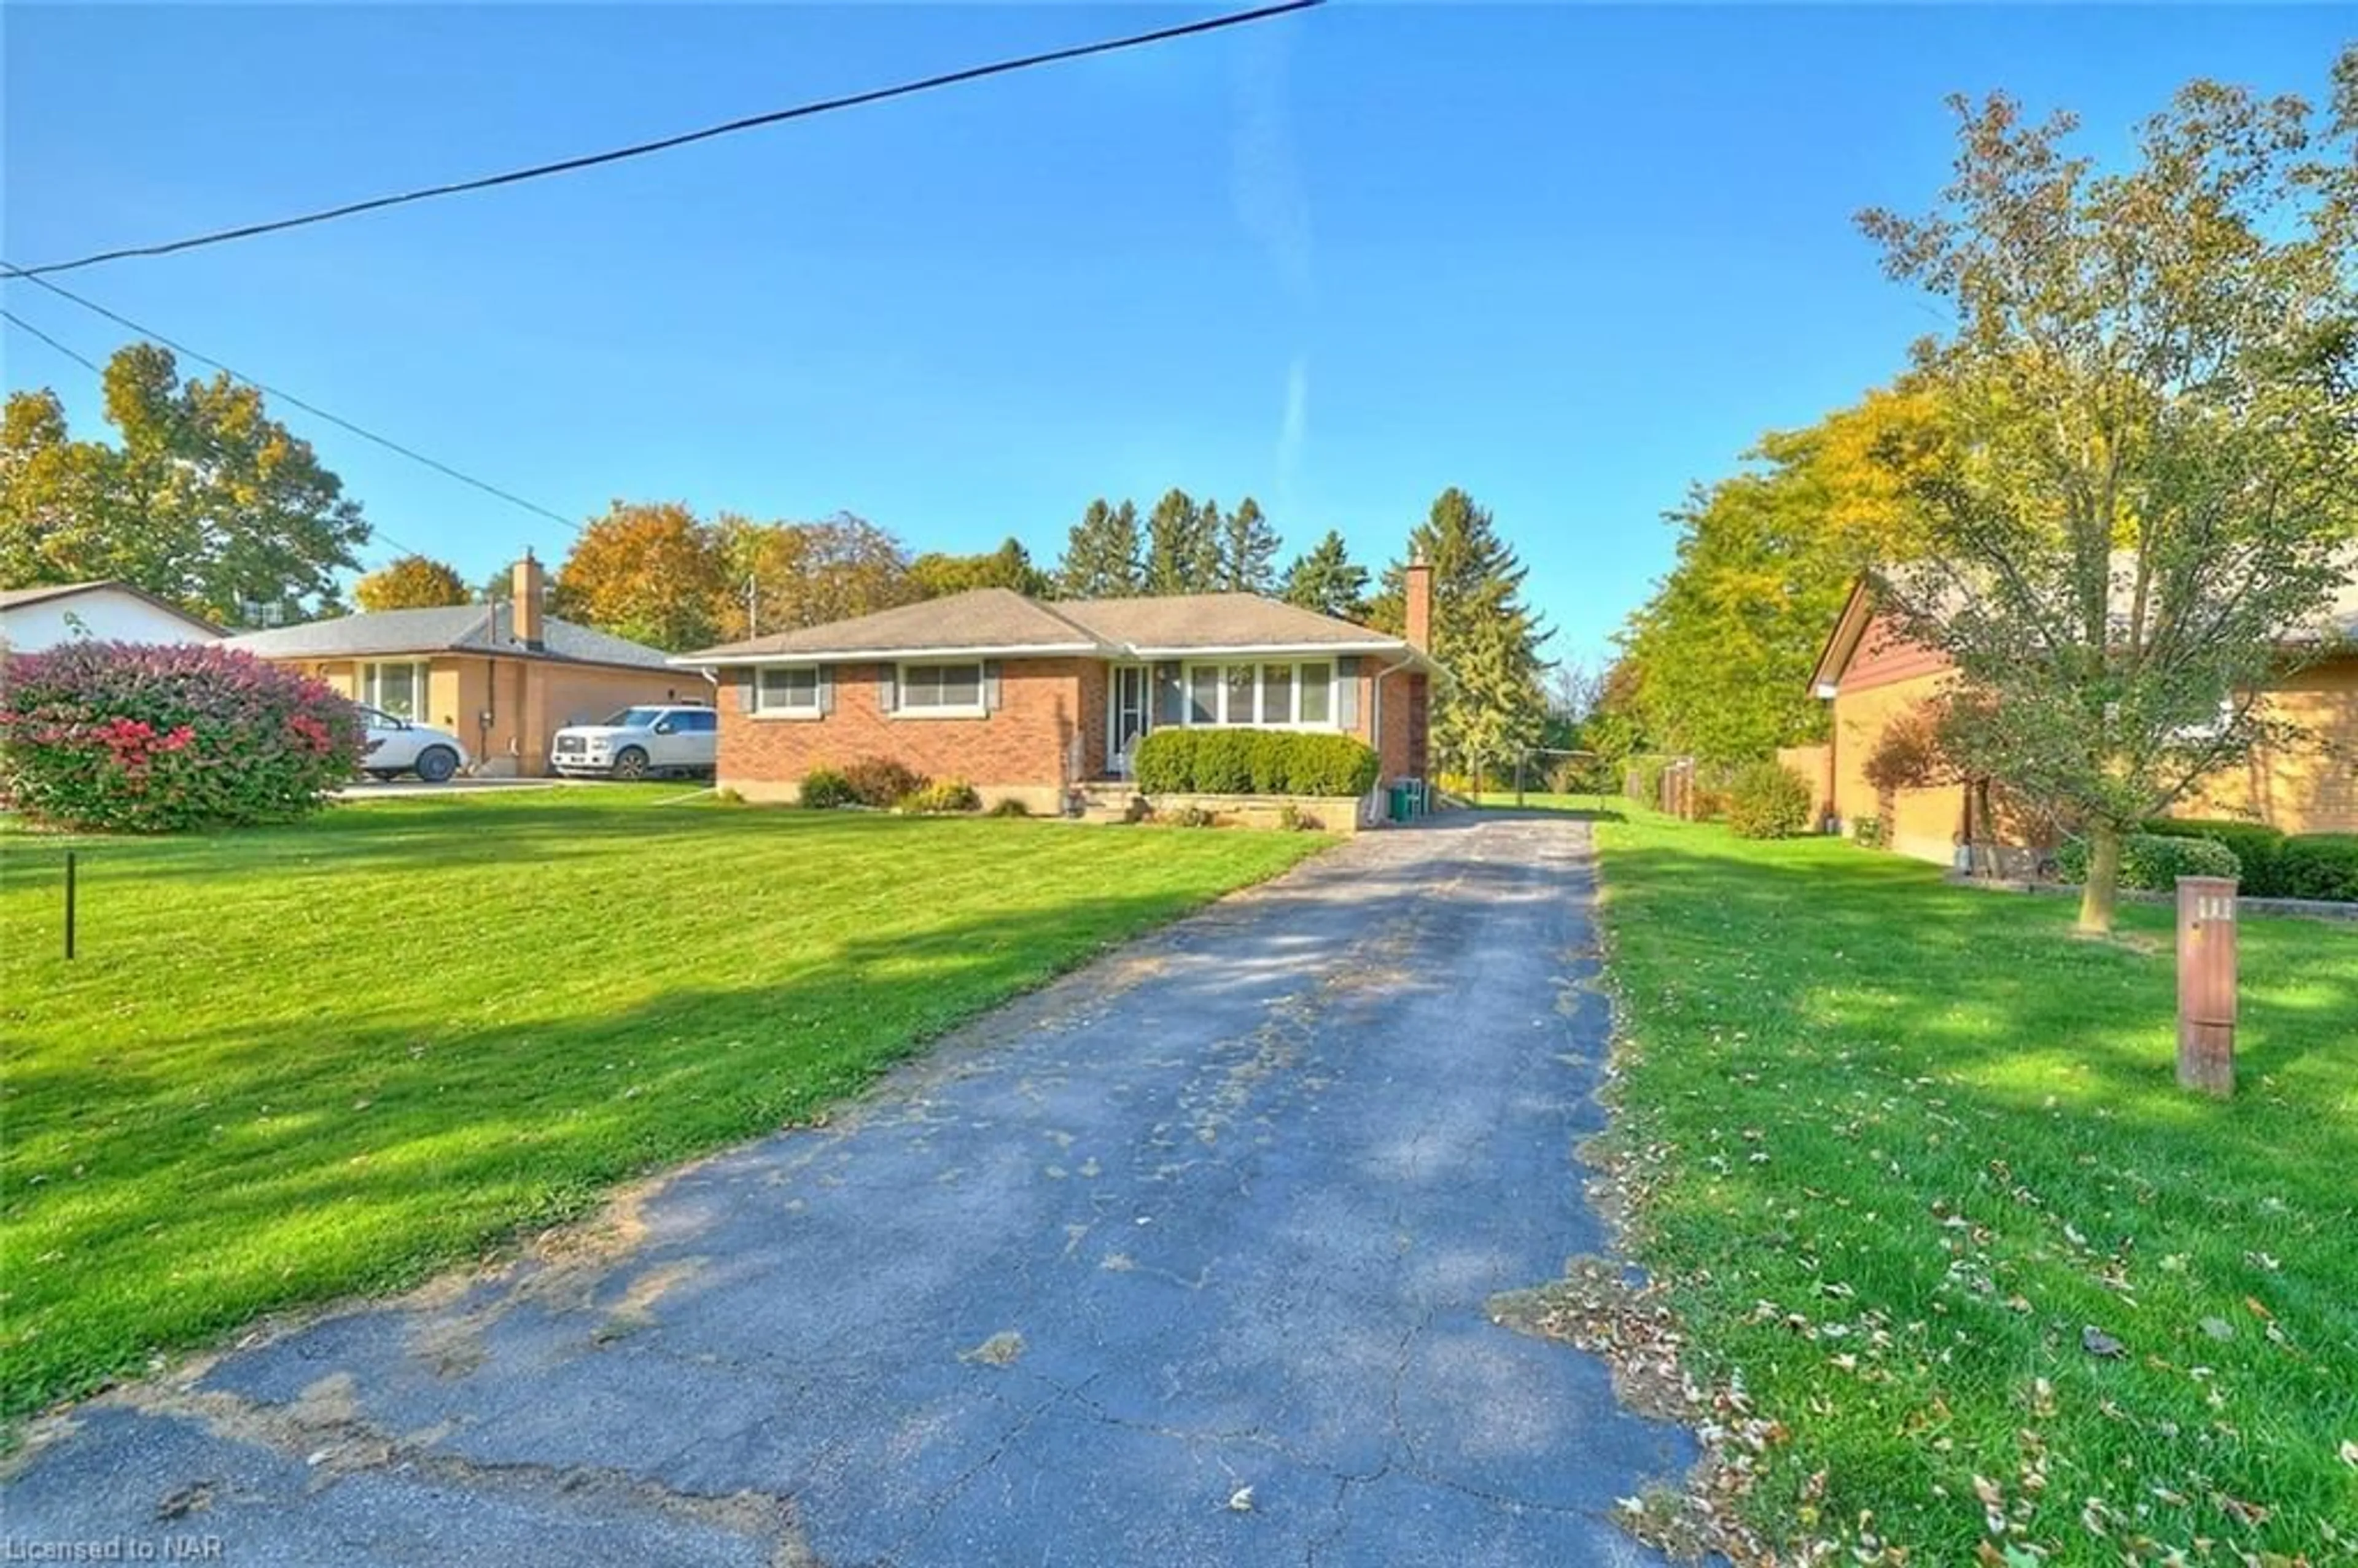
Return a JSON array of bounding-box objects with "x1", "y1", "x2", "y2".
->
[
  {"x1": 900, "y1": 662, "x2": 984, "y2": 716},
  {"x1": 362, "y1": 661, "x2": 427, "y2": 721},
  {"x1": 1181, "y1": 660, "x2": 1337, "y2": 727},
  {"x1": 603, "y1": 707, "x2": 666, "y2": 728},
  {"x1": 757, "y1": 667, "x2": 820, "y2": 715}
]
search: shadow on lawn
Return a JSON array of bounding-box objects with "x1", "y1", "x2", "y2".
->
[{"x1": 1597, "y1": 834, "x2": 2358, "y2": 1145}]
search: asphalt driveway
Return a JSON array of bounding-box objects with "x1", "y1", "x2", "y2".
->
[{"x1": 3, "y1": 814, "x2": 1689, "y2": 1566}]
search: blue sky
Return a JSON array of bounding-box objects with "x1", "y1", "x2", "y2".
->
[{"x1": 4, "y1": 4, "x2": 2347, "y2": 662}]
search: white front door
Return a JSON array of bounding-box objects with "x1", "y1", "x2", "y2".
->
[{"x1": 1110, "y1": 665, "x2": 1151, "y2": 776}]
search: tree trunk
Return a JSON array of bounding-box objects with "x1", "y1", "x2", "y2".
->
[{"x1": 2077, "y1": 818, "x2": 2122, "y2": 934}]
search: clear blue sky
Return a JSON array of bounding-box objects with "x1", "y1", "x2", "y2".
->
[{"x1": 4, "y1": 4, "x2": 2347, "y2": 661}]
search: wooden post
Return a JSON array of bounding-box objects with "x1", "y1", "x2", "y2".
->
[{"x1": 2176, "y1": 875, "x2": 2238, "y2": 1097}]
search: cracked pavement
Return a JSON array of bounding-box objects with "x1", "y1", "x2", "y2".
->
[{"x1": 3, "y1": 814, "x2": 1690, "y2": 1565}]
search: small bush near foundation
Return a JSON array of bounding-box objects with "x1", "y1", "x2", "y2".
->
[
  {"x1": 2142, "y1": 818, "x2": 2289, "y2": 896},
  {"x1": 900, "y1": 779, "x2": 981, "y2": 814},
  {"x1": 1852, "y1": 815, "x2": 1885, "y2": 848},
  {"x1": 987, "y1": 797, "x2": 1030, "y2": 818},
  {"x1": 842, "y1": 756, "x2": 926, "y2": 808},
  {"x1": 800, "y1": 767, "x2": 856, "y2": 809}
]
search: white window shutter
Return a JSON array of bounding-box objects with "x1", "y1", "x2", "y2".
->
[
  {"x1": 736, "y1": 673, "x2": 755, "y2": 713},
  {"x1": 1336, "y1": 656, "x2": 1360, "y2": 730},
  {"x1": 983, "y1": 661, "x2": 1003, "y2": 713},
  {"x1": 877, "y1": 666, "x2": 897, "y2": 713},
  {"x1": 819, "y1": 665, "x2": 836, "y2": 715}
]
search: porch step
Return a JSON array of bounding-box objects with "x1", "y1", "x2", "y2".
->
[{"x1": 1073, "y1": 780, "x2": 1145, "y2": 823}]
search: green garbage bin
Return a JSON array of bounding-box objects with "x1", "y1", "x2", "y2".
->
[{"x1": 1388, "y1": 783, "x2": 1410, "y2": 823}]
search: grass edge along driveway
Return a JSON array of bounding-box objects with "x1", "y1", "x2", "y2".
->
[
  {"x1": 1577, "y1": 802, "x2": 2357, "y2": 1566},
  {"x1": 0, "y1": 789, "x2": 1326, "y2": 1424}
]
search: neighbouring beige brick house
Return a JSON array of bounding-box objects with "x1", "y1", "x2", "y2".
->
[
  {"x1": 674, "y1": 562, "x2": 1436, "y2": 821},
  {"x1": 227, "y1": 556, "x2": 692, "y2": 777},
  {"x1": 1803, "y1": 567, "x2": 2358, "y2": 866}
]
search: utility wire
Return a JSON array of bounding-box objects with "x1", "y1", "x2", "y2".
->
[
  {"x1": 1, "y1": 307, "x2": 104, "y2": 375},
  {"x1": 4, "y1": 303, "x2": 449, "y2": 565},
  {"x1": 4, "y1": 266, "x2": 582, "y2": 531},
  {"x1": 7, "y1": 0, "x2": 1321, "y2": 280}
]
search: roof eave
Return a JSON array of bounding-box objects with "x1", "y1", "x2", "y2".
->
[{"x1": 673, "y1": 640, "x2": 1105, "y2": 667}]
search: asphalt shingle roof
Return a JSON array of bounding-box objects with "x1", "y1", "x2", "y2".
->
[
  {"x1": 680, "y1": 588, "x2": 1411, "y2": 663},
  {"x1": 224, "y1": 602, "x2": 672, "y2": 669}
]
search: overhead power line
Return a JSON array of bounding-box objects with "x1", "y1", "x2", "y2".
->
[
  {"x1": 7, "y1": 0, "x2": 1322, "y2": 281},
  {"x1": 4, "y1": 266, "x2": 582, "y2": 532},
  {"x1": 1, "y1": 307, "x2": 104, "y2": 375},
  {"x1": 3, "y1": 303, "x2": 456, "y2": 566}
]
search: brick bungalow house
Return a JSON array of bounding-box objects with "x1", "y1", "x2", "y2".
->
[
  {"x1": 1801, "y1": 567, "x2": 2358, "y2": 865},
  {"x1": 227, "y1": 555, "x2": 691, "y2": 777},
  {"x1": 675, "y1": 561, "x2": 1434, "y2": 818}
]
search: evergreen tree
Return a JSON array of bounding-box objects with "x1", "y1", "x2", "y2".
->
[
  {"x1": 1277, "y1": 529, "x2": 1370, "y2": 621},
  {"x1": 1145, "y1": 489, "x2": 1219, "y2": 595},
  {"x1": 1216, "y1": 497, "x2": 1282, "y2": 594},
  {"x1": 1054, "y1": 499, "x2": 1142, "y2": 599},
  {"x1": 1374, "y1": 488, "x2": 1550, "y2": 778}
]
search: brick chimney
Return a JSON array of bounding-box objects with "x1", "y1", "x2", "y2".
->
[
  {"x1": 1403, "y1": 549, "x2": 1433, "y2": 652},
  {"x1": 512, "y1": 551, "x2": 545, "y2": 649}
]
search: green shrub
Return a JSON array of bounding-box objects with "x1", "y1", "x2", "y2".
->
[
  {"x1": 2277, "y1": 834, "x2": 2358, "y2": 902},
  {"x1": 1852, "y1": 815, "x2": 1886, "y2": 848},
  {"x1": 1190, "y1": 731, "x2": 1254, "y2": 793},
  {"x1": 1281, "y1": 734, "x2": 1380, "y2": 796},
  {"x1": 899, "y1": 779, "x2": 981, "y2": 814},
  {"x1": 987, "y1": 796, "x2": 1030, "y2": 818},
  {"x1": 2055, "y1": 831, "x2": 2240, "y2": 891},
  {"x1": 1161, "y1": 804, "x2": 1218, "y2": 828},
  {"x1": 2142, "y1": 818, "x2": 2289, "y2": 896},
  {"x1": 800, "y1": 767, "x2": 855, "y2": 809},
  {"x1": 1247, "y1": 731, "x2": 1290, "y2": 795},
  {"x1": 1131, "y1": 728, "x2": 1377, "y2": 796},
  {"x1": 0, "y1": 642, "x2": 362, "y2": 832},
  {"x1": 1132, "y1": 729, "x2": 1199, "y2": 793},
  {"x1": 1722, "y1": 761, "x2": 1814, "y2": 839},
  {"x1": 1625, "y1": 755, "x2": 1671, "y2": 807},
  {"x1": 841, "y1": 756, "x2": 925, "y2": 808}
]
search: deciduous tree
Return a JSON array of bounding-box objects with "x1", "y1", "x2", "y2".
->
[
  {"x1": 355, "y1": 554, "x2": 470, "y2": 611},
  {"x1": 1859, "y1": 52, "x2": 2358, "y2": 932},
  {"x1": 0, "y1": 344, "x2": 368, "y2": 623},
  {"x1": 553, "y1": 501, "x2": 725, "y2": 651},
  {"x1": 713, "y1": 513, "x2": 913, "y2": 640},
  {"x1": 908, "y1": 537, "x2": 1051, "y2": 599}
]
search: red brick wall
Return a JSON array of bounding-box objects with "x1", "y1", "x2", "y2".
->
[{"x1": 718, "y1": 658, "x2": 1099, "y2": 802}]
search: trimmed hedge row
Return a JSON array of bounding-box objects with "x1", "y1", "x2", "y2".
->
[
  {"x1": 1134, "y1": 729, "x2": 1380, "y2": 798},
  {"x1": 2141, "y1": 818, "x2": 2358, "y2": 902},
  {"x1": 2055, "y1": 832, "x2": 2241, "y2": 891}
]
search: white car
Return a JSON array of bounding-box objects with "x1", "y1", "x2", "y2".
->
[
  {"x1": 357, "y1": 707, "x2": 470, "y2": 783},
  {"x1": 549, "y1": 705, "x2": 718, "y2": 780}
]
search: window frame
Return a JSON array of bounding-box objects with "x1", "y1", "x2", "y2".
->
[
  {"x1": 1178, "y1": 659, "x2": 1339, "y2": 729},
  {"x1": 755, "y1": 666, "x2": 823, "y2": 719},
  {"x1": 895, "y1": 660, "x2": 988, "y2": 719},
  {"x1": 360, "y1": 659, "x2": 430, "y2": 722}
]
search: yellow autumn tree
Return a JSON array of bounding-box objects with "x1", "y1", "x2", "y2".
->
[
  {"x1": 353, "y1": 554, "x2": 470, "y2": 612},
  {"x1": 551, "y1": 502, "x2": 726, "y2": 651}
]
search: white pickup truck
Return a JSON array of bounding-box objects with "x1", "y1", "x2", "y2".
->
[{"x1": 548, "y1": 705, "x2": 718, "y2": 780}]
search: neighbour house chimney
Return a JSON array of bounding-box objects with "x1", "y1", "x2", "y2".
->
[
  {"x1": 512, "y1": 551, "x2": 545, "y2": 649},
  {"x1": 1404, "y1": 549, "x2": 1433, "y2": 652}
]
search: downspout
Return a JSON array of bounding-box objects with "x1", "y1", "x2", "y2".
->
[{"x1": 1366, "y1": 653, "x2": 1417, "y2": 826}]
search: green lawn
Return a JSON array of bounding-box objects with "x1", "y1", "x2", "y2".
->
[
  {"x1": 0, "y1": 788, "x2": 1325, "y2": 1421},
  {"x1": 1579, "y1": 804, "x2": 2357, "y2": 1562}
]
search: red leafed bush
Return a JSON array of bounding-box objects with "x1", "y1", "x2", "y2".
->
[{"x1": 0, "y1": 641, "x2": 364, "y2": 831}]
